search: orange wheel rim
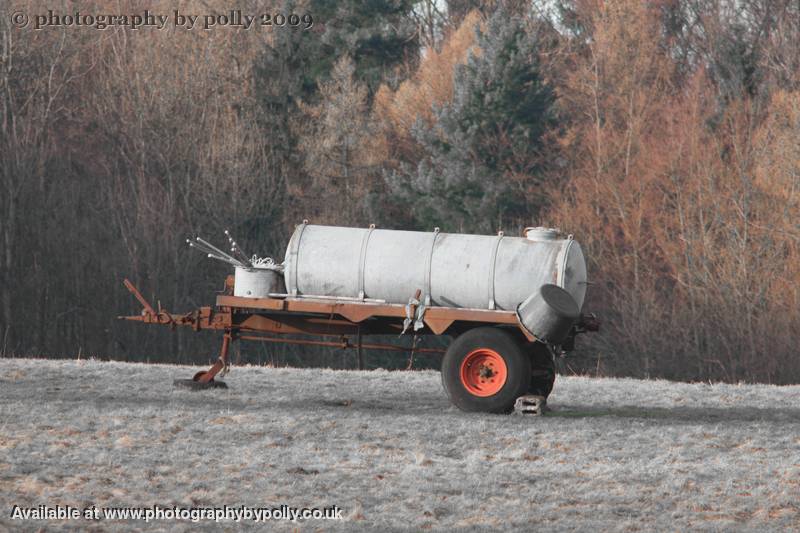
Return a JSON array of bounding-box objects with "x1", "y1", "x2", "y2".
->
[{"x1": 459, "y1": 348, "x2": 508, "y2": 397}]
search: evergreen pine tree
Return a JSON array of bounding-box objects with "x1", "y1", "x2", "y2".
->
[
  {"x1": 388, "y1": 8, "x2": 556, "y2": 233},
  {"x1": 256, "y1": 0, "x2": 418, "y2": 104}
]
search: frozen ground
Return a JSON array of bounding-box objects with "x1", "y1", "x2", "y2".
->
[{"x1": 0, "y1": 358, "x2": 798, "y2": 532}]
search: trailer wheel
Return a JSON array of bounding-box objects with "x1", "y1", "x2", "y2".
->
[
  {"x1": 441, "y1": 327, "x2": 531, "y2": 413},
  {"x1": 528, "y1": 343, "x2": 556, "y2": 398}
]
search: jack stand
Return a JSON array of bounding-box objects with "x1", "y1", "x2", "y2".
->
[{"x1": 174, "y1": 331, "x2": 234, "y2": 390}]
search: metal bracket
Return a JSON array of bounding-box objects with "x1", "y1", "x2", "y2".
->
[
  {"x1": 423, "y1": 227, "x2": 440, "y2": 306},
  {"x1": 402, "y1": 289, "x2": 422, "y2": 335},
  {"x1": 402, "y1": 298, "x2": 417, "y2": 335},
  {"x1": 556, "y1": 238, "x2": 573, "y2": 288},
  {"x1": 357, "y1": 224, "x2": 376, "y2": 300},
  {"x1": 414, "y1": 300, "x2": 427, "y2": 331},
  {"x1": 488, "y1": 231, "x2": 504, "y2": 310},
  {"x1": 288, "y1": 220, "x2": 308, "y2": 296}
]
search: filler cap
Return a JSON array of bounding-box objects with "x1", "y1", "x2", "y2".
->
[{"x1": 523, "y1": 227, "x2": 560, "y2": 241}]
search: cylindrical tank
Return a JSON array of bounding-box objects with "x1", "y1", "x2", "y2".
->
[{"x1": 283, "y1": 223, "x2": 587, "y2": 311}]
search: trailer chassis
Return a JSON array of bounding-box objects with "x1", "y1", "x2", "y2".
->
[{"x1": 119, "y1": 277, "x2": 599, "y2": 406}]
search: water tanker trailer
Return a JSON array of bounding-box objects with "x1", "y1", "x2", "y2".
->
[{"x1": 120, "y1": 222, "x2": 599, "y2": 413}]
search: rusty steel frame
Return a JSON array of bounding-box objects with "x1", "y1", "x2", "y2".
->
[
  {"x1": 119, "y1": 277, "x2": 537, "y2": 384},
  {"x1": 215, "y1": 294, "x2": 525, "y2": 333},
  {"x1": 238, "y1": 334, "x2": 446, "y2": 354}
]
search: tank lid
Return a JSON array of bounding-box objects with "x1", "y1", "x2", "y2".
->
[{"x1": 523, "y1": 227, "x2": 560, "y2": 241}]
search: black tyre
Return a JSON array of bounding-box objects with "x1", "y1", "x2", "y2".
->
[
  {"x1": 441, "y1": 327, "x2": 531, "y2": 413},
  {"x1": 528, "y1": 343, "x2": 556, "y2": 398}
]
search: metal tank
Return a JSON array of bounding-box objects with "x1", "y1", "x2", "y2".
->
[{"x1": 283, "y1": 223, "x2": 588, "y2": 312}]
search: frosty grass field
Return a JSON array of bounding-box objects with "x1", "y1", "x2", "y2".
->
[{"x1": 0, "y1": 357, "x2": 798, "y2": 532}]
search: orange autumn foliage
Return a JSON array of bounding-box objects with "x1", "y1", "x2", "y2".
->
[
  {"x1": 373, "y1": 10, "x2": 482, "y2": 165},
  {"x1": 548, "y1": 1, "x2": 800, "y2": 382}
]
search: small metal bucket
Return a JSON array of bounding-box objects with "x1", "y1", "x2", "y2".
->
[
  {"x1": 516, "y1": 284, "x2": 579, "y2": 344},
  {"x1": 234, "y1": 267, "x2": 285, "y2": 298}
]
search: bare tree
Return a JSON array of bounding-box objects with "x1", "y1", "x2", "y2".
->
[{"x1": 295, "y1": 56, "x2": 382, "y2": 225}]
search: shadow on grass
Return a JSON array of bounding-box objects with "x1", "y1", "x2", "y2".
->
[
  {"x1": 544, "y1": 405, "x2": 800, "y2": 423},
  {"x1": 7, "y1": 369, "x2": 799, "y2": 424}
]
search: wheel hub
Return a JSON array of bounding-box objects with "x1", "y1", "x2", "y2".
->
[
  {"x1": 478, "y1": 365, "x2": 494, "y2": 379},
  {"x1": 459, "y1": 348, "x2": 508, "y2": 397}
]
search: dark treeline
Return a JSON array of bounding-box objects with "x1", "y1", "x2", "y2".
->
[{"x1": 1, "y1": 0, "x2": 799, "y2": 382}]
